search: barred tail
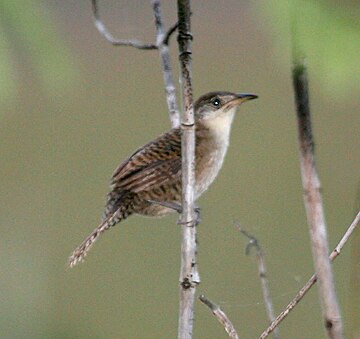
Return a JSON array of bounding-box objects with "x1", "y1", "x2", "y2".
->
[{"x1": 68, "y1": 204, "x2": 133, "y2": 267}]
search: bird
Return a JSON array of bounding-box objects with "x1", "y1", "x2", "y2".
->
[{"x1": 69, "y1": 91, "x2": 257, "y2": 267}]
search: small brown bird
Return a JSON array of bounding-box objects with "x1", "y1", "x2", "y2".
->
[{"x1": 69, "y1": 91, "x2": 257, "y2": 267}]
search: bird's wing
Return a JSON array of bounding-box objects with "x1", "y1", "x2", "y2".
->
[
  {"x1": 111, "y1": 127, "x2": 182, "y2": 192},
  {"x1": 102, "y1": 128, "x2": 182, "y2": 219}
]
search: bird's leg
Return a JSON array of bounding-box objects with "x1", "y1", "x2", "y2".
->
[
  {"x1": 179, "y1": 206, "x2": 201, "y2": 226},
  {"x1": 146, "y1": 200, "x2": 201, "y2": 225}
]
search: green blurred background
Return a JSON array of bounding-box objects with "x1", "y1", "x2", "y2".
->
[{"x1": 0, "y1": 1, "x2": 359, "y2": 338}]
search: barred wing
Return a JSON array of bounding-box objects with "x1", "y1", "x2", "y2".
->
[{"x1": 103, "y1": 128, "x2": 182, "y2": 218}]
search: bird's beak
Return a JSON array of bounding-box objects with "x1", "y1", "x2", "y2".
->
[
  {"x1": 236, "y1": 93, "x2": 258, "y2": 101},
  {"x1": 225, "y1": 93, "x2": 258, "y2": 110}
]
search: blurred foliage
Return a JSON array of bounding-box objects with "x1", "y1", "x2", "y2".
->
[
  {"x1": 259, "y1": 0, "x2": 360, "y2": 96},
  {"x1": 0, "y1": 25, "x2": 16, "y2": 102},
  {"x1": 0, "y1": 0, "x2": 78, "y2": 105}
]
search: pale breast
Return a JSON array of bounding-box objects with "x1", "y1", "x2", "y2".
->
[
  {"x1": 195, "y1": 110, "x2": 235, "y2": 198},
  {"x1": 195, "y1": 143, "x2": 228, "y2": 198}
]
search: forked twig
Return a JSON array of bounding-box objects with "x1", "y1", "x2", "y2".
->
[
  {"x1": 91, "y1": 0, "x2": 180, "y2": 126},
  {"x1": 91, "y1": 0, "x2": 177, "y2": 49}
]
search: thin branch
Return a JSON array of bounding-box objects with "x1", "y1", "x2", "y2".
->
[
  {"x1": 177, "y1": 1, "x2": 198, "y2": 339},
  {"x1": 259, "y1": 211, "x2": 360, "y2": 339},
  {"x1": 91, "y1": 0, "x2": 177, "y2": 50},
  {"x1": 291, "y1": 8, "x2": 343, "y2": 338},
  {"x1": 152, "y1": 0, "x2": 180, "y2": 127},
  {"x1": 238, "y1": 227, "x2": 280, "y2": 339},
  {"x1": 199, "y1": 295, "x2": 239, "y2": 339}
]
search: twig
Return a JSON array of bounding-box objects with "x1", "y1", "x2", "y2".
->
[
  {"x1": 259, "y1": 211, "x2": 360, "y2": 339},
  {"x1": 91, "y1": 0, "x2": 177, "y2": 50},
  {"x1": 291, "y1": 8, "x2": 343, "y2": 338},
  {"x1": 238, "y1": 227, "x2": 280, "y2": 339},
  {"x1": 199, "y1": 295, "x2": 239, "y2": 339},
  {"x1": 177, "y1": 1, "x2": 199, "y2": 339},
  {"x1": 152, "y1": 0, "x2": 180, "y2": 127}
]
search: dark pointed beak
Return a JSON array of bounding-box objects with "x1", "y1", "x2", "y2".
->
[{"x1": 235, "y1": 93, "x2": 258, "y2": 101}]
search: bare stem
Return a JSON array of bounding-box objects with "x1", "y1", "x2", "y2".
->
[
  {"x1": 238, "y1": 227, "x2": 280, "y2": 339},
  {"x1": 291, "y1": 9, "x2": 343, "y2": 337},
  {"x1": 259, "y1": 211, "x2": 360, "y2": 338},
  {"x1": 177, "y1": 1, "x2": 199, "y2": 339},
  {"x1": 152, "y1": 0, "x2": 180, "y2": 127},
  {"x1": 199, "y1": 295, "x2": 239, "y2": 339}
]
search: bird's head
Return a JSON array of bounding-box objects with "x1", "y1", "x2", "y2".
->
[{"x1": 194, "y1": 91, "x2": 258, "y2": 122}]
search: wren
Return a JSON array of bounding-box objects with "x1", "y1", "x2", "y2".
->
[{"x1": 69, "y1": 91, "x2": 257, "y2": 267}]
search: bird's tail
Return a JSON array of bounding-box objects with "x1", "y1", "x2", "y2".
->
[{"x1": 68, "y1": 204, "x2": 133, "y2": 268}]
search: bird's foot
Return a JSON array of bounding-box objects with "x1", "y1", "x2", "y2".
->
[{"x1": 177, "y1": 206, "x2": 201, "y2": 226}]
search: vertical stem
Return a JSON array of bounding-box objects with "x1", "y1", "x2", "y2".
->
[
  {"x1": 291, "y1": 8, "x2": 343, "y2": 338},
  {"x1": 177, "y1": 1, "x2": 199, "y2": 338}
]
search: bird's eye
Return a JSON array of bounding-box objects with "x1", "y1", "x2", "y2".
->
[{"x1": 212, "y1": 98, "x2": 221, "y2": 107}]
